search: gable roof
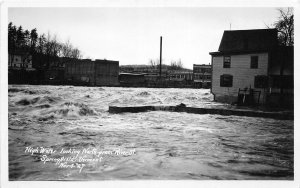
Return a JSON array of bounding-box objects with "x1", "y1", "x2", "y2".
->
[{"x1": 217, "y1": 29, "x2": 278, "y2": 53}]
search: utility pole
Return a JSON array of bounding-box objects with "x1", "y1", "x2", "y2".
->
[{"x1": 160, "y1": 36, "x2": 162, "y2": 80}]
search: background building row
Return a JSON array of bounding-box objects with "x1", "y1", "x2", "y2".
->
[{"x1": 8, "y1": 55, "x2": 212, "y2": 88}]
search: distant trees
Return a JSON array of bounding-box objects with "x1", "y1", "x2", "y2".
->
[
  {"x1": 30, "y1": 28, "x2": 38, "y2": 53},
  {"x1": 59, "y1": 39, "x2": 82, "y2": 59},
  {"x1": 268, "y1": 8, "x2": 294, "y2": 46},
  {"x1": 8, "y1": 22, "x2": 83, "y2": 69},
  {"x1": 8, "y1": 22, "x2": 17, "y2": 66},
  {"x1": 148, "y1": 59, "x2": 160, "y2": 69},
  {"x1": 170, "y1": 59, "x2": 183, "y2": 70},
  {"x1": 148, "y1": 58, "x2": 184, "y2": 71}
]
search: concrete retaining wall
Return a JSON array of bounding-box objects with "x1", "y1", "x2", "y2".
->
[{"x1": 109, "y1": 104, "x2": 293, "y2": 120}]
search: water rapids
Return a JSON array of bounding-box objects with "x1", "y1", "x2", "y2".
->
[{"x1": 8, "y1": 85, "x2": 293, "y2": 180}]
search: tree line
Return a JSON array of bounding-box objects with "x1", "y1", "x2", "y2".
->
[
  {"x1": 8, "y1": 22, "x2": 82, "y2": 69},
  {"x1": 149, "y1": 58, "x2": 184, "y2": 71}
]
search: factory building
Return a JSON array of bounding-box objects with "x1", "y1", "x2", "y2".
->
[{"x1": 65, "y1": 59, "x2": 119, "y2": 86}]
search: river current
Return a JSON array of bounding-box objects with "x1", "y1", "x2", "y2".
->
[{"x1": 8, "y1": 85, "x2": 293, "y2": 180}]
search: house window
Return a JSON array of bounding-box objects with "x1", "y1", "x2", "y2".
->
[
  {"x1": 251, "y1": 56, "x2": 258, "y2": 69},
  {"x1": 254, "y1": 75, "x2": 268, "y2": 88},
  {"x1": 15, "y1": 58, "x2": 18, "y2": 61},
  {"x1": 220, "y1": 74, "x2": 233, "y2": 87},
  {"x1": 14, "y1": 64, "x2": 16, "y2": 67},
  {"x1": 223, "y1": 56, "x2": 231, "y2": 68}
]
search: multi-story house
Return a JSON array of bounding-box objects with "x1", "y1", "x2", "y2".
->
[{"x1": 209, "y1": 29, "x2": 293, "y2": 107}]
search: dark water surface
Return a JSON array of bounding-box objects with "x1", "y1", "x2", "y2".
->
[{"x1": 8, "y1": 85, "x2": 293, "y2": 180}]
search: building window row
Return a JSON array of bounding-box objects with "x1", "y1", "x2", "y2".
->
[
  {"x1": 194, "y1": 75, "x2": 211, "y2": 80},
  {"x1": 169, "y1": 74, "x2": 193, "y2": 79},
  {"x1": 220, "y1": 74, "x2": 270, "y2": 88},
  {"x1": 12, "y1": 64, "x2": 28, "y2": 68},
  {"x1": 194, "y1": 68, "x2": 211, "y2": 73},
  {"x1": 223, "y1": 55, "x2": 259, "y2": 69}
]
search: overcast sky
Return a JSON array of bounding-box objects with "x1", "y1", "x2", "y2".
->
[{"x1": 8, "y1": 7, "x2": 280, "y2": 69}]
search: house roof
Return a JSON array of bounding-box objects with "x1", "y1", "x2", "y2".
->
[
  {"x1": 209, "y1": 50, "x2": 269, "y2": 56},
  {"x1": 210, "y1": 29, "x2": 278, "y2": 55}
]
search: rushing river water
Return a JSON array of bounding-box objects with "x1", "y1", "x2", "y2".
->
[{"x1": 8, "y1": 85, "x2": 293, "y2": 180}]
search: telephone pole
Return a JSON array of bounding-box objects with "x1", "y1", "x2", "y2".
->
[{"x1": 160, "y1": 36, "x2": 162, "y2": 80}]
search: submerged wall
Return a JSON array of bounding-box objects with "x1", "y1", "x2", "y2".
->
[{"x1": 109, "y1": 104, "x2": 293, "y2": 120}]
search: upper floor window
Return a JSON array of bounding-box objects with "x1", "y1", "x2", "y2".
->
[
  {"x1": 223, "y1": 56, "x2": 231, "y2": 68},
  {"x1": 251, "y1": 56, "x2": 258, "y2": 69},
  {"x1": 220, "y1": 74, "x2": 233, "y2": 87}
]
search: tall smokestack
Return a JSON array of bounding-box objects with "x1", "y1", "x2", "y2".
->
[{"x1": 160, "y1": 36, "x2": 162, "y2": 79}]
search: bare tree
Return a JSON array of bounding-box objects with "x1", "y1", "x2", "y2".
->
[
  {"x1": 70, "y1": 48, "x2": 82, "y2": 59},
  {"x1": 170, "y1": 59, "x2": 183, "y2": 70},
  {"x1": 268, "y1": 8, "x2": 294, "y2": 46},
  {"x1": 148, "y1": 59, "x2": 159, "y2": 69},
  {"x1": 176, "y1": 59, "x2": 183, "y2": 69},
  {"x1": 61, "y1": 39, "x2": 73, "y2": 57},
  {"x1": 51, "y1": 34, "x2": 62, "y2": 57},
  {"x1": 37, "y1": 34, "x2": 46, "y2": 54}
]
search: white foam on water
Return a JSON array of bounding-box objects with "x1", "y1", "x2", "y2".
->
[{"x1": 8, "y1": 85, "x2": 294, "y2": 180}]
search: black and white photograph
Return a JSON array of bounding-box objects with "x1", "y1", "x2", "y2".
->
[{"x1": 0, "y1": 1, "x2": 298, "y2": 187}]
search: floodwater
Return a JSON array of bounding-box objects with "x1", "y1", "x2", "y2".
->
[{"x1": 8, "y1": 85, "x2": 293, "y2": 180}]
